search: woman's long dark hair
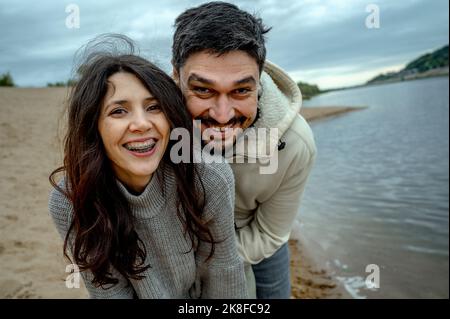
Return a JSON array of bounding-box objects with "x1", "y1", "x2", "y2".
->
[{"x1": 49, "y1": 35, "x2": 214, "y2": 288}]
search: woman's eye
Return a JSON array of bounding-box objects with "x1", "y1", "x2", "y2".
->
[
  {"x1": 110, "y1": 108, "x2": 126, "y2": 116},
  {"x1": 146, "y1": 104, "x2": 161, "y2": 112}
]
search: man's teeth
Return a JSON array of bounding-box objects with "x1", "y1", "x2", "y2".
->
[
  {"x1": 124, "y1": 139, "x2": 156, "y2": 152},
  {"x1": 211, "y1": 125, "x2": 234, "y2": 132}
]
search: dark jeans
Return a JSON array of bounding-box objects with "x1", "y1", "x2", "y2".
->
[{"x1": 251, "y1": 242, "x2": 291, "y2": 299}]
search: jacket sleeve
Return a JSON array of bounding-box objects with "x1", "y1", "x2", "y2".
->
[
  {"x1": 48, "y1": 183, "x2": 136, "y2": 299},
  {"x1": 195, "y1": 162, "x2": 249, "y2": 299},
  {"x1": 235, "y1": 143, "x2": 316, "y2": 264}
]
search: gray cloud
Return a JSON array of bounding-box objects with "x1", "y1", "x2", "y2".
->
[{"x1": 0, "y1": 0, "x2": 448, "y2": 88}]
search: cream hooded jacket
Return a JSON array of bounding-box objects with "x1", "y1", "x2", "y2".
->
[{"x1": 227, "y1": 60, "x2": 317, "y2": 265}]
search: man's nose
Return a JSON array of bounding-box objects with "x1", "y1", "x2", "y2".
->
[{"x1": 210, "y1": 95, "x2": 235, "y2": 124}]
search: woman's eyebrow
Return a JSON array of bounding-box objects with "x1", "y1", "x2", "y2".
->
[
  {"x1": 108, "y1": 99, "x2": 128, "y2": 105},
  {"x1": 103, "y1": 99, "x2": 126, "y2": 112},
  {"x1": 106, "y1": 96, "x2": 155, "y2": 107},
  {"x1": 143, "y1": 96, "x2": 157, "y2": 102}
]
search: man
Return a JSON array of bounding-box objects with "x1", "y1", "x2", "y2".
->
[{"x1": 172, "y1": 1, "x2": 316, "y2": 298}]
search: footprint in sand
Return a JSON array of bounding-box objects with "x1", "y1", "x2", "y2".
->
[
  {"x1": 0, "y1": 279, "x2": 34, "y2": 299},
  {"x1": 13, "y1": 240, "x2": 25, "y2": 248},
  {"x1": 4, "y1": 215, "x2": 18, "y2": 222}
]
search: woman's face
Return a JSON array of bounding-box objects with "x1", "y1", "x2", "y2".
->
[{"x1": 98, "y1": 72, "x2": 170, "y2": 193}]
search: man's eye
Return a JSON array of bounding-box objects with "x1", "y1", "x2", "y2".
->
[
  {"x1": 193, "y1": 87, "x2": 212, "y2": 95},
  {"x1": 235, "y1": 88, "x2": 251, "y2": 94}
]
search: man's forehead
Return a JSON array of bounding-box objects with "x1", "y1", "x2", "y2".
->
[{"x1": 181, "y1": 51, "x2": 259, "y2": 80}]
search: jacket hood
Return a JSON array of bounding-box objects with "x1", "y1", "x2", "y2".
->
[{"x1": 229, "y1": 60, "x2": 302, "y2": 160}]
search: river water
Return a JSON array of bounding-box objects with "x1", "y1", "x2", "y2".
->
[{"x1": 298, "y1": 77, "x2": 449, "y2": 298}]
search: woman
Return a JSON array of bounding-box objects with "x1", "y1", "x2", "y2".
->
[{"x1": 48, "y1": 38, "x2": 247, "y2": 298}]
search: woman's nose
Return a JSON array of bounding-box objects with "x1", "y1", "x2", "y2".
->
[{"x1": 129, "y1": 110, "x2": 152, "y2": 132}]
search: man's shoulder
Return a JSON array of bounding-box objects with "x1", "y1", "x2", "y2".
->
[{"x1": 281, "y1": 114, "x2": 317, "y2": 162}]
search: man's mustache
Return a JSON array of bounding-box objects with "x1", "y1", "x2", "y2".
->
[{"x1": 194, "y1": 116, "x2": 248, "y2": 127}]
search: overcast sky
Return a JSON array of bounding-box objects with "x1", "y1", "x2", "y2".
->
[{"x1": 0, "y1": 0, "x2": 448, "y2": 89}]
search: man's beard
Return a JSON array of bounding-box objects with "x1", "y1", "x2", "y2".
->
[
  {"x1": 195, "y1": 109, "x2": 260, "y2": 156},
  {"x1": 196, "y1": 116, "x2": 249, "y2": 156}
]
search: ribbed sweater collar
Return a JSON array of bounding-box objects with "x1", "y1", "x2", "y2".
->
[{"x1": 115, "y1": 166, "x2": 173, "y2": 219}]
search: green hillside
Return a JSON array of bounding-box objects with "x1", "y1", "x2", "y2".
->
[
  {"x1": 405, "y1": 45, "x2": 448, "y2": 72},
  {"x1": 367, "y1": 44, "x2": 448, "y2": 84}
]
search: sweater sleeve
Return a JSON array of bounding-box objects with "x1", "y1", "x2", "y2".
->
[
  {"x1": 48, "y1": 180, "x2": 135, "y2": 299},
  {"x1": 235, "y1": 141, "x2": 317, "y2": 264},
  {"x1": 194, "y1": 162, "x2": 248, "y2": 299}
]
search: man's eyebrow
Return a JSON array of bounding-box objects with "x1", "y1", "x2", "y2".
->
[
  {"x1": 187, "y1": 74, "x2": 257, "y2": 86},
  {"x1": 234, "y1": 76, "x2": 256, "y2": 86},
  {"x1": 187, "y1": 73, "x2": 215, "y2": 85}
]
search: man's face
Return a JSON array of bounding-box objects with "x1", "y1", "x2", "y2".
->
[{"x1": 175, "y1": 50, "x2": 259, "y2": 151}]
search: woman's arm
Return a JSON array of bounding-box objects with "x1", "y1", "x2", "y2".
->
[
  {"x1": 48, "y1": 182, "x2": 136, "y2": 299},
  {"x1": 195, "y1": 162, "x2": 248, "y2": 299}
]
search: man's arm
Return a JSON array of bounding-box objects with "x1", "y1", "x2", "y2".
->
[{"x1": 235, "y1": 144, "x2": 316, "y2": 264}]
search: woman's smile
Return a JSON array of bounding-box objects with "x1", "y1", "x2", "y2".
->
[
  {"x1": 123, "y1": 137, "x2": 158, "y2": 157},
  {"x1": 98, "y1": 72, "x2": 170, "y2": 192}
]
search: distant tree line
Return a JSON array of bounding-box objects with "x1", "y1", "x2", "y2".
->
[
  {"x1": 0, "y1": 71, "x2": 78, "y2": 87},
  {"x1": 297, "y1": 81, "x2": 321, "y2": 100},
  {"x1": 47, "y1": 79, "x2": 77, "y2": 87},
  {"x1": 0, "y1": 72, "x2": 15, "y2": 87}
]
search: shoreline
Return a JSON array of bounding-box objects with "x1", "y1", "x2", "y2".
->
[
  {"x1": 289, "y1": 239, "x2": 351, "y2": 299},
  {"x1": 300, "y1": 106, "x2": 366, "y2": 122},
  {"x1": 288, "y1": 105, "x2": 362, "y2": 299},
  {"x1": 0, "y1": 87, "x2": 359, "y2": 298}
]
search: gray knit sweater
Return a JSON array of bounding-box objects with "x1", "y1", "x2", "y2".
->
[{"x1": 48, "y1": 162, "x2": 248, "y2": 299}]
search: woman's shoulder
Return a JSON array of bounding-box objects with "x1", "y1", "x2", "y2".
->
[
  {"x1": 194, "y1": 161, "x2": 235, "y2": 220},
  {"x1": 195, "y1": 160, "x2": 235, "y2": 192},
  {"x1": 48, "y1": 177, "x2": 73, "y2": 227}
]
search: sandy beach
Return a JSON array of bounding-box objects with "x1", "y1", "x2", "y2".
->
[{"x1": 0, "y1": 87, "x2": 360, "y2": 299}]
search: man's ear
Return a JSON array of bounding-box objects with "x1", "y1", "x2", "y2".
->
[
  {"x1": 172, "y1": 66, "x2": 179, "y2": 85},
  {"x1": 257, "y1": 81, "x2": 263, "y2": 100}
]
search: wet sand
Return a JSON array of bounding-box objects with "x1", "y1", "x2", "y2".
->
[
  {"x1": 300, "y1": 106, "x2": 365, "y2": 122},
  {"x1": 0, "y1": 87, "x2": 358, "y2": 298}
]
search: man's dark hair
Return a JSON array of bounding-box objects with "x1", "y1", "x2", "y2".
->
[{"x1": 172, "y1": 1, "x2": 271, "y2": 73}]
